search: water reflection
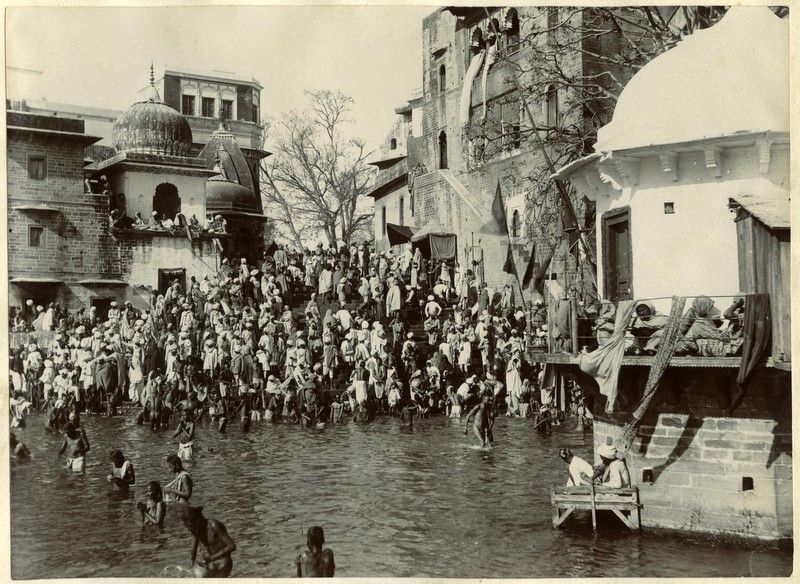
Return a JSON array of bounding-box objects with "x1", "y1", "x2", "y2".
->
[{"x1": 10, "y1": 410, "x2": 792, "y2": 578}]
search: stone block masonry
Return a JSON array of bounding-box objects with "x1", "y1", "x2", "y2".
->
[{"x1": 593, "y1": 379, "x2": 792, "y2": 540}]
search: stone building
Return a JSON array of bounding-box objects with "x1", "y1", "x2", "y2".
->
[
  {"x1": 367, "y1": 90, "x2": 422, "y2": 253},
  {"x1": 549, "y1": 7, "x2": 791, "y2": 540},
  {"x1": 7, "y1": 111, "x2": 108, "y2": 310},
  {"x1": 376, "y1": 6, "x2": 636, "y2": 296},
  {"x1": 7, "y1": 69, "x2": 270, "y2": 314}
]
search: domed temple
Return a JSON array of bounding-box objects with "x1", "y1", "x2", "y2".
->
[
  {"x1": 7, "y1": 65, "x2": 270, "y2": 310},
  {"x1": 199, "y1": 122, "x2": 269, "y2": 260}
]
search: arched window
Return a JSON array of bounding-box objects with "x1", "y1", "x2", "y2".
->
[
  {"x1": 153, "y1": 183, "x2": 181, "y2": 220},
  {"x1": 546, "y1": 85, "x2": 558, "y2": 128},
  {"x1": 487, "y1": 19, "x2": 500, "y2": 46},
  {"x1": 470, "y1": 28, "x2": 484, "y2": 55},
  {"x1": 389, "y1": 138, "x2": 397, "y2": 150},
  {"x1": 439, "y1": 64, "x2": 446, "y2": 92},
  {"x1": 505, "y1": 9, "x2": 520, "y2": 50},
  {"x1": 438, "y1": 131, "x2": 448, "y2": 170},
  {"x1": 511, "y1": 209, "x2": 521, "y2": 238},
  {"x1": 547, "y1": 7, "x2": 558, "y2": 29}
]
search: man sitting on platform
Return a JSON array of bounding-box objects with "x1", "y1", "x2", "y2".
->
[
  {"x1": 596, "y1": 444, "x2": 631, "y2": 488},
  {"x1": 559, "y1": 447, "x2": 593, "y2": 486}
]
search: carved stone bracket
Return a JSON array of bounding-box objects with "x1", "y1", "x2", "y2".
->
[
  {"x1": 704, "y1": 146, "x2": 723, "y2": 177},
  {"x1": 613, "y1": 156, "x2": 641, "y2": 186},
  {"x1": 755, "y1": 138, "x2": 773, "y2": 174},
  {"x1": 658, "y1": 151, "x2": 678, "y2": 182}
]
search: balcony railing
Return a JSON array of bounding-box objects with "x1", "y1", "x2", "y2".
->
[{"x1": 527, "y1": 294, "x2": 786, "y2": 369}]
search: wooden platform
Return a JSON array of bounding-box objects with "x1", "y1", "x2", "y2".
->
[{"x1": 551, "y1": 485, "x2": 642, "y2": 531}]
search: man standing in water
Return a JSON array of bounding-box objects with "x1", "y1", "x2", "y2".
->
[
  {"x1": 58, "y1": 413, "x2": 90, "y2": 472},
  {"x1": 184, "y1": 506, "x2": 236, "y2": 577},
  {"x1": 106, "y1": 450, "x2": 135, "y2": 493},
  {"x1": 164, "y1": 454, "x2": 193, "y2": 503},
  {"x1": 463, "y1": 394, "x2": 494, "y2": 448},
  {"x1": 173, "y1": 410, "x2": 195, "y2": 461},
  {"x1": 296, "y1": 526, "x2": 335, "y2": 577}
]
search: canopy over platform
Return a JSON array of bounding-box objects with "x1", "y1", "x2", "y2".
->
[{"x1": 411, "y1": 220, "x2": 457, "y2": 260}]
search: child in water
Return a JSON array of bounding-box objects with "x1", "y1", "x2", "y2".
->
[{"x1": 296, "y1": 526, "x2": 335, "y2": 577}]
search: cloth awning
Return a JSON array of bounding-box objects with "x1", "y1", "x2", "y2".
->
[
  {"x1": 11, "y1": 205, "x2": 61, "y2": 213},
  {"x1": 386, "y1": 223, "x2": 415, "y2": 247},
  {"x1": 410, "y1": 219, "x2": 457, "y2": 260},
  {"x1": 77, "y1": 279, "x2": 128, "y2": 286},
  {"x1": 10, "y1": 277, "x2": 63, "y2": 284}
]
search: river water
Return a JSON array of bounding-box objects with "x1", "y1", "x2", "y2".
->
[{"x1": 10, "y1": 409, "x2": 792, "y2": 578}]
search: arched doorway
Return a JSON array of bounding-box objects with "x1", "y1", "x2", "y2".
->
[{"x1": 153, "y1": 183, "x2": 181, "y2": 220}]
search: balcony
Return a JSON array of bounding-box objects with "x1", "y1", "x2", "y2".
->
[{"x1": 527, "y1": 294, "x2": 788, "y2": 370}]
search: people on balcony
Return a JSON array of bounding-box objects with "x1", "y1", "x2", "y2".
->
[
  {"x1": 673, "y1": 296, "x2": 727, "y2": 356},
  {"x1": 627, "y1": 300, "x2": 668, "y2": 355}
]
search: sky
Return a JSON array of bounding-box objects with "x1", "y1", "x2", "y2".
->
[{"x1": 6, "y1": 5, "x2": 435, "y2": 152}]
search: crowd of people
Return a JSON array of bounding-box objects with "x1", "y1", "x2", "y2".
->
[{"x1": 9, "y1": 240, "x2": 601, "y2": 576}]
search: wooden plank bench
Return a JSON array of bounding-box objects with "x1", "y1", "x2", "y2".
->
[{"x1": 551, "y1": 485, "x2": 641, "y2": 531}]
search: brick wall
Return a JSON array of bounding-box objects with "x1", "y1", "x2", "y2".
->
[
  {"x1": 8, "y1": 132, "x2": 115, "y2": 306},
  {"x1": 592, "y1": 367, "x2": 792, "y2": 540}
]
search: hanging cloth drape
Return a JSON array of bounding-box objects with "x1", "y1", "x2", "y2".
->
[
  {"x1": 459, "y1": 51, "x2": 486, "y2": 126},
  {"x1": 577, "y1": 300, "x2": 636, "y2": 413},
  {"x1": 476, "y1": 44, "x2": 498, "y2": 124},
  {"x1": 730, "y1": 293, "x2": 771, "y2": 412}
]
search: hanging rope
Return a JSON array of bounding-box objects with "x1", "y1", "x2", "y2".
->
[{"x1": 619, "y1": 296, "x2": 687, "y2": 451}]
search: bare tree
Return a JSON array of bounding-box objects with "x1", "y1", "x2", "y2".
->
[
  {"x1": 260, "y1": 90, "x2": 375, "y2": 249},
  {"x1": 466, "y1": 6, "x2": 787, "y2": 297}
]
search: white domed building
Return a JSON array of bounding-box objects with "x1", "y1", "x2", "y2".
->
[
  {"x1": 89, "y1": 78, "x2": 222, "y2": 297},
  {"x1": 552, "y1": 7, "x2": 791, "y2": 540}
]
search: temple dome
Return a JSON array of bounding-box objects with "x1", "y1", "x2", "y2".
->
[
  {"x1": 112, "y1": 83, "x2": 193, "y2": 156},
  {"x1": 206, "y1": 174, "x2": 259, "y2": 212},
  {"x1": 199, "y1": 122, "x2": 256, "y2": 193},
  {"x1": 596, "y1": 7, "x2": 788, "y2": 152},
  {"x1": 201, "y1": 124, "x2": 263, "y2": 214}
]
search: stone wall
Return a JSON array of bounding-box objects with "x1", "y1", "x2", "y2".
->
[
  {"x1": 592, "y1": 366, "x2": 792, "y2": 540},
  {"x1": 411, "y1": 7, "x2": 612, "y2": 300}
]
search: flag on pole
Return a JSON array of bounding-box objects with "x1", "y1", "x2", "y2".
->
[
  {"x1": 502, "y1": 243, "x2": 517, "y2": 276},
  {"x1": 521, "y1": 244, "x2": 537, "y2": 288},
  {"x1": 479, "y1": 183, "x2": 509, "y2": 236}
]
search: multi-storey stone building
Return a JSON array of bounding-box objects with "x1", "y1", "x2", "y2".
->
[
  {"x1": 372, "y1": 6, "x2": 637, "y2": 295},
  {"x1": 7, "y1": 68, "x2": 270, "y2": 314},
  {"x1": 367, "y1": 90, "x2": 422, "y2": 253}
]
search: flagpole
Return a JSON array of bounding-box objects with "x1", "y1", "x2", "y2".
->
[
  {"x1": 496, "y1": 181, "x2": 527, "y2": 312},
  {"x1": 484, "y1": 8, "x2": 595, "y2": 283}
]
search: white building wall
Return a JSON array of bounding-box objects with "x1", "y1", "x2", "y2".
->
[
  {"x1": 127, "y1": 238, "x2": 218, "y2": 288},
  {"x1": 588, "y1": 143, "x2": 789, "y2": 314},
  {"x1": 373, "y1": 185, "x2": 413, "y2": 252},
  {"x1": 124, "y1": 171, "x2": 207, "y2": 222}
]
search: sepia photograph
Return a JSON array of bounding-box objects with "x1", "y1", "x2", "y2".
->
[{"x1": 4, "y1": 3, "x2": 793, "y2": 579}]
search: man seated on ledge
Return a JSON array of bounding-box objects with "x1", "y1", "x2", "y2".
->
[{"x1": 595, "y1": 444, "x2": 631, "y2": 488}]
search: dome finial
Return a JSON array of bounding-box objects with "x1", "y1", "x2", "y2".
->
[{"x1": 143, "y1": 62, "x2": 161, "y2": 103}]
